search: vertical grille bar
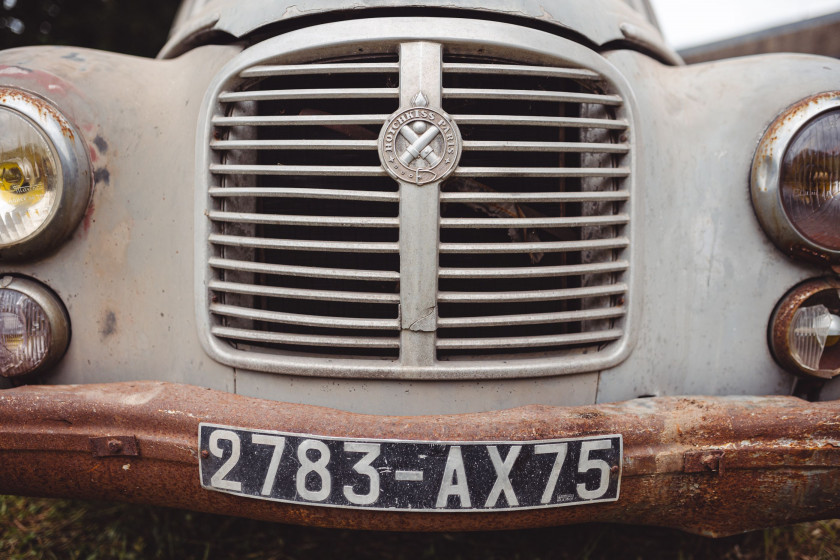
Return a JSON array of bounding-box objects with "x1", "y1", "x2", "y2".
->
[{"x1": 396, "y1": 42, "x2": 443, "y2": 367}]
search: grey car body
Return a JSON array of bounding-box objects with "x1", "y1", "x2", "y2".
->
[{"x1": 1, "y1": 0, "x2": 840, "y2": 536}]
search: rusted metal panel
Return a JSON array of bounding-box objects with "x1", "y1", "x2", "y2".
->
[
  {"x1": 684, "y1": 450, "x2": 725, "y2": 474},
  {"x1": 89, "y1": 435, "x2": 139, "y2": 457},
  {"x1": 1, "y1": 381, "x2": 840, "y2": 536}
]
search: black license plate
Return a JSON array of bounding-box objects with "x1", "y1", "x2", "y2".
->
[{"x1": 198, "y1": 423, "x2": 622, "y2": 512}]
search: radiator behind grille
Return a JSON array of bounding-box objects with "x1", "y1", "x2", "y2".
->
[
  {"x1": 200, "y1": 29, "x2": 634, "y2": 379},
  {"x1": 437, "y1": 58, "x2": 629, "y2": 357},
  {"x1": 208, "y1": 58, "x2": 402, "y2": 357}
]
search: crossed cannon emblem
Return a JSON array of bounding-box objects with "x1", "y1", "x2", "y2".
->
[
  {"x1": 397, "y1": 120, "x2": 443, "y2": 168},
  {"x1": 378, "y1": 96, "x2": 461, "y2": 186}
]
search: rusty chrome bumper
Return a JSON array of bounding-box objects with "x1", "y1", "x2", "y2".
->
[{"x1": 1, "y1": 381, "x2": 840, "y2": 536}]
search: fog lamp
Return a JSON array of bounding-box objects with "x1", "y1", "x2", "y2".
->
[
  {"x1": 0, "y1": 276, "x2": 69, "y2": 378},
  {"x1": 752, "y1": 92, "x2": 840, "y2": 264},
  {"x1": 0, "y1": 88, "x2": 91, "y2": 260},
  {"x1": 770, "y1": 278, "x2": 840, "y2": 379}
]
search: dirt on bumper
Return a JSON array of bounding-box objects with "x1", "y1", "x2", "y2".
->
[{"x1": 1, "y1": 381, "x2": 839, "y2": 536}]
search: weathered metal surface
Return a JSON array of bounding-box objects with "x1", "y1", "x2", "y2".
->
[
  {"x1": 1, "y1": 381, "x2": 840, "y2": 536},
  {"x1": 89, "y1": 435, "x2": 139, "y2": 457},
  {"x1": 162, "y1": 0, "x2": 674, "y2": 61}
]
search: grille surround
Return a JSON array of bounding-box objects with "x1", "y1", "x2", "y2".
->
[{"x1": 195, "y1": 17, "x2": 638, "y2": 379}]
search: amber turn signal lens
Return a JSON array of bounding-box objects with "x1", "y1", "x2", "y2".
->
[{"x1": 780, "y1": 110, "x2": 840, "y2": 251}]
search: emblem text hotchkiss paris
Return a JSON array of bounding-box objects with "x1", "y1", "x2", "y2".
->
[{"x1": 378, "y1": 92, "x2": 462, "y2": 186}]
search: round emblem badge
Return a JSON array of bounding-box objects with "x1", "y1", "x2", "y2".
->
[{"x1": 378, "y1": 95, "x2": 462, "y2": 186}]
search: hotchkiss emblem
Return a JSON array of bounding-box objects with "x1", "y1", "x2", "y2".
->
[{"x1": 378, "y1": 92, "x2": 462, "y2": 186}]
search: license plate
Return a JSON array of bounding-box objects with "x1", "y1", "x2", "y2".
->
[{"x1": 198, "y1": 423, "x2": 622, "y2": 512}]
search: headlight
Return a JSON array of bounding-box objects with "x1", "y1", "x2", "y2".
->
[
  {"x1": 752, "y1": 92, "x2": 840, "y2": 264},
  {"x1": 0, "y1": 276, "x2": 70, "y2": 378},
  {"x1": 0, "y1": 88, "x2": 91, "y2": 259}
]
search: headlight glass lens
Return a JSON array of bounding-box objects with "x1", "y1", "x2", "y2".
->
[
  {"x1": 0, "y1": 287, "x2": 51, "y2": 377},
  {"x1": 0, "y1": 107, "x2": 59, "y2": 246},
  {"x1": 780, "y1": 109, "x2": 840, "y2": 250}
]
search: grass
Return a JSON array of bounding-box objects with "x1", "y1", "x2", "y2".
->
[{"x1": 2, "y1": 496, "x2": 840, "y2": 559}]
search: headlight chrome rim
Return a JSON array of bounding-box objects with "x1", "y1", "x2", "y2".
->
[
  {"x1": 0, "y1": 87, "x2": 92, "y2": 260},
  {"x1": 751, "y1": 91, "x2": 840, "y2": 264},
  {"x1": 0, "y1": 275, "x2": 70, "y2": 378}
]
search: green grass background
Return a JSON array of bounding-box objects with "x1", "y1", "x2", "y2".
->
[{"x1": 2, "y1": 495, "x2": 839, "y2": 559}]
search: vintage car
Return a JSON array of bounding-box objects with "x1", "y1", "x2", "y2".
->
[{"x1": 0, "y1": 0, "x2": 839, "y2": 536}]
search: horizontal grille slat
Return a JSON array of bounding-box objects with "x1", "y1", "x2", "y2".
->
[
  {"x1": 461, "y1": 141, "x2": 628, "y2": 153},
  {"x1": 440, "y1": 214, "x2": 629, "y2": 229},
  {"x1": 218, "y1": 88, "x2": 399, "y2": 103},
  {"x1": 438, "y1": 284, "x2": 627, "y2": 304},
  {"x1": 453, "y1": 167, "x2": 629, "y2": 178},
  {"x1": 241, "y1": 62, "x2": 400, "y2": 78},
  {"x1": 212, "y1": 114, "x2": 390, "y2": 126},
  {"x1": 209, "y1": 234, "x2": 399, "y2": 253},
  {"x1": 212, "y1": 326, "x2": 400, "y2": 349},
  {"x1": 442, "y1": 63, "x2": 600, "y2": 80},
  {"x1": 437, "y1": 329, "x2": 624, "y2": 350},
  {"x1": 452, "y1": 115, "x2": 628, "y2": 129},
  {"x1": 209, "y1": 164, "x2": 387, "y2": 177},
  {"x1": 439, "y1": 191, "x2": 628, "y2": 203},
  {"x1": 439, "y1": 238, "x2": 629, "y2": 254},
  {"x1": 211, "y1": 139, "x2": 378, "y2": 150},
  {"x1": 209, "y1": 257, "x2": 400, "y2": 281},
  {"x1": 444, "y1": 88, "x2": 623, "y2": 106},
  {"x1": 211, "y1": 303, "x2": 400, "y2": 329},
  {"x1": 208, "y1": 187, "x2": 399, "y2": 202},
  {"x1": 439, "y1": 261, "x2": 629, "y2": 279},
  {"x1": 437, "y1": 307, "x2": 625, "y2": 328},
  {"x1": 210, "y1": 280, "x2": 400, "y2": 304},
  {"x1": 209, "y1": 211, "x2": 399, "y2": 228}
]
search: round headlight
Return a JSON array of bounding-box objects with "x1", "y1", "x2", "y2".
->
[
  {"x1": 752, "y1": 92, "x2": 840, "y2": 264},
  {"x1": 0, "y1": 88, "x2": 91, "y2": 260},
  {"x1": 0, "y1": 276, "x2": 70, "y2": 378}
]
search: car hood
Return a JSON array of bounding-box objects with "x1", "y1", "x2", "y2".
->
[{"x1": 160, "y1": 0, "x2": 677, "y2": 62}]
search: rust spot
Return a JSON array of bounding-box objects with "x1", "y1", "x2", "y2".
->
[
  {"x1": 90, "y1": 435, "x2": 138, "y2": 457},
  {"x1": 93, "y1": 135, "x2": 108, "y2": 154},
  {"x1": 93, "y1": 168, "x2": 110, "y2": 186},
  {"x1": 82, "y1": 201, "x2": 95, "y2": 233},
  {"x1": 685, "y1": 450, "x2": 725, "y2": 474},
  {"x1": 99, "y1": 311, "x2": 116, "y2": 338},
  {"x1": 0, "y1": 87, "x2": 75, "y2": 139}
]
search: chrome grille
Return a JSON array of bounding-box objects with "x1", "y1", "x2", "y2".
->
[
  {"x1": 200, "y1": 25, "x2": 633, "y2": 378},
  {"x1": 437, "y1": 58, "x2": 630, "y2": 357},
  {"x1": 208, "y1": 57, "x2": 403, "y2": 357}
]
